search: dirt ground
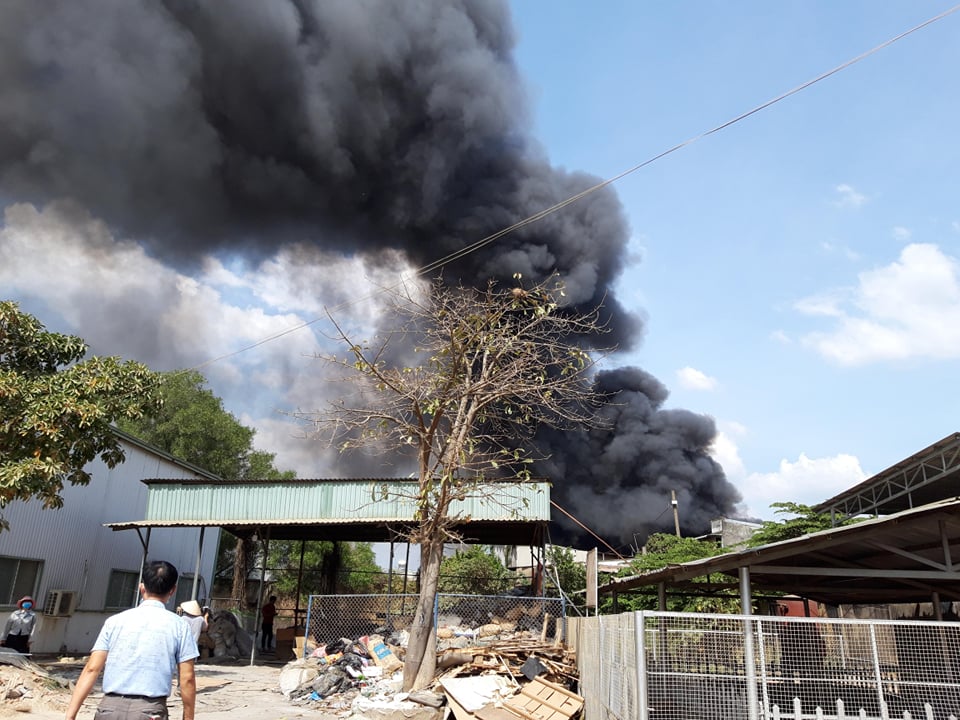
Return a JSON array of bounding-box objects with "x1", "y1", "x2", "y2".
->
[{"x1": 0, "y1": 656, "x2": 324, "y2": 720}]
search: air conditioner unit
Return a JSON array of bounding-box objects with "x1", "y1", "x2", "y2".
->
[{"x1": 43, "y1": 590, "x2": 77, "y2": 617}]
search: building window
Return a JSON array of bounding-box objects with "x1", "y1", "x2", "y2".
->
[
  {"x1": 0, "y1": 557, "x2": 43, "y2": 606},
  {"x1": 174, "y1": 575, "x2": 199, "y2": 607},
  {"x1": 105, "y1": 570, "x2": 140, "y2": 610}
]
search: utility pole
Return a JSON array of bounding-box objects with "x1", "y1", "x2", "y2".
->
[{"x1": 671, "y1": 490, "x2": 680, "y2": 537}]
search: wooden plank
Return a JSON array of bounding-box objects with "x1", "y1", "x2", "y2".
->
[
  {"x1": 540, "y1": 614, "x2": 552, "y2": 643},
  {"x1": 504, "y1": 678, "x2": 583, "y2": 720}
]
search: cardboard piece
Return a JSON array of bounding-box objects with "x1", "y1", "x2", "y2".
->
[
  {"x1": 439, "y1": 675, "x2": 515, "y2": 714},
  {"x1": 504, "y1": 677, "x2": 583, "y2": 720},
  {"x1": 364, "y1": 633, "x2": 403, "y2": 673}
]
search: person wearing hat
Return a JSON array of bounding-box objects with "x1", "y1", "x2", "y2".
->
[
  {"x1": 1, "y1": 596, "x2": 37, "y2": 654},
  {"x1": 178, "y1": 600, "x2": 209, "y2": 644}
]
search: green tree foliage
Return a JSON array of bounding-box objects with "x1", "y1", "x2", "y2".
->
[
  {"x1": 117, "y1": 368, "x2": 294, "y2": 605},
  {"x1": 601, "y1": 533, "x2": 738, "y2": 614},
  {"x1": 746, "y1": 502, "x2": 855, "y2": 547},
  {"x1": 544, "y1": 545, "x2": 586, "y2": 605},
  {"x1": 117, "y1": 369, "x2": 292, "y2": 481},
  {"x1": 439, "y1": 545, "x2": 518, "y2": 595},
  {"x1": 268, "y1": 540, "x2": 382, "y2": 603},
  {"x1": 0, "y1": 301, "x2": 161, "y2": 530}
]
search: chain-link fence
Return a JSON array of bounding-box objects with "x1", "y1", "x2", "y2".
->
[
  {"x1": 574, "y1": 610, "x2": 960, "y2": 720},
  {"x1": 304, "y1": 593, "x2": 564, "y2": 655}
]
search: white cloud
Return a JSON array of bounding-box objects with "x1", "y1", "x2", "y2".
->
[
  {"x1": 710, "y1": 423, "x2": 747, "y2": 481},
  {"x1": 793, "y1": 290, "x2": 846, "y2": 318},
  {"x1": 769, "y1": 329, "x2": 791, "y2": 344},
  {"x1": 833, "y1": 183, "x2": 867, "y2": 209},
  {"x1": 796, "y1": 243, "x2": 960, "y2": 365},
  {"x1": 676, "y1": 366, "x2": 718, "y2": 391},
  {"x1": 708, "y1": 421, "x2": 866, "y2": 521},
  {"x1": 820, "y1": 240, "x2": 860, "y2": 261},
  {"x1": 0, "y1": 200, "x2": 423, "y2": 479},
  {"x1": 736, "y1": 452, "x2": 866, "y2": 520},
  {"x1": 892, "y1": 226, "x2": 912, "y2": 242}
]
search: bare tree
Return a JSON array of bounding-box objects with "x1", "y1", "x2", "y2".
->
[{"x1": 301, "y1": 275, "x2": 609, "y2": 690}]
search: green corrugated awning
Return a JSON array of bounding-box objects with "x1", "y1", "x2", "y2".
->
[{"x1": 106, "y1": 478, "x2": 551, "y2": 545}]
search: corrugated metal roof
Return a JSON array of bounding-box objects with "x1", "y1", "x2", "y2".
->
[
  {"x1": 106, "y1": 478, "x2": 550, "y2": 544},
  {"x1": 599, "y1": 498, "x2": 960, "y2": 605},
  {"x1": 140, "y1": 478, "x2": 550, "y2": 524}
]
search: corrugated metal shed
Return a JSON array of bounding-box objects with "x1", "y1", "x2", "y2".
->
[
  {"x1": 599, "y1": 498, "x2": 960, "y2": 606},
  {"x1": 107, "y1": 478, "x2": 551, "y2": 545},
  {"x1": 815, "y1": 432, "x2": 960, "y2": 518}
]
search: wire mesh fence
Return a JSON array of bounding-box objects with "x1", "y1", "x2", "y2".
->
[
  {"x1": 304, "y1": 593, "x2": 565, "y2": 655},
  {"x1": 574, "y1": 610, "x2": 960, "y2": 720}
]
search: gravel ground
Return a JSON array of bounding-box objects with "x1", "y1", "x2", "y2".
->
[{"x1": 1, "y1": 656, "x2": 325, "y2": 720}]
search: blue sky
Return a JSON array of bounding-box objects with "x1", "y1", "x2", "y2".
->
[
  {"x1": 510, "y1": 1, "x2": 960, "y2": 517},
  {"x1": 2, "y1": 1, "x2": 959, "y2": 536}
]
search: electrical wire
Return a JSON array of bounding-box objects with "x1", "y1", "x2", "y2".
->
[{"x1": 191, "y1": 2, "x2": 960, "y2": 373}]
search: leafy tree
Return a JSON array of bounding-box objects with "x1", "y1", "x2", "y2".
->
[
  {"x1": 0, "y1": 301, "x2": 161, "y2": 530},
  {"x1": 746, "y1": 502, "x2": 857, "y2": 547},
  {"x1": 268, "y1": 540, "x2": 382, "y2": 604},
  {"x1": 601, "y1": 533, "x2": 737, "y2": 614},
  {"x1": 302, "y1": 275, "x2": 609, "y2": 690},
  {"x1": 117, "y1": 369, "x2": 295, "y2": 606},
  {"x1": 439, "y1": 545, "x2": 518, "y2": 595},
  {"x1": 544, "y1": 545, "x2": 586, "y2": 609}
]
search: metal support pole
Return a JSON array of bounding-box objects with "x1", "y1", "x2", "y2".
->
[
  {"x1": 657, "y1": 582, "x2": 666, "y2": 612},
  {"x1": 636, "y1": 611, "x2": 649, "y2": 720},
  {"x1": 868, "y1": 624, "x2": 888, "y2": 718},
  {"x1": 740, "y1": 567, "x2": 759, "y2": 720},
  {"x1": 191, "y1": 526, "x2": 205, "y2": 601},
  {"x1": 134, "y1": 528, "x2": 152, "y2": 607},
  {"x1": 249, "y1": 527, "x2": 270, "y2": 667},
  {"x1": 295, "y1": 540, "x2": 306, "y2": 628}
]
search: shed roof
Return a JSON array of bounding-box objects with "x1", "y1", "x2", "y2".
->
[
  {"x1": 107, "y1": 477, "x2": 551, "y2": 545},
  {"x1": 814, "y1": 432, "x2": 960, "y2": 518},
  {"x1": 599, "y1": 497, "x2": 960, "y2": 605}
]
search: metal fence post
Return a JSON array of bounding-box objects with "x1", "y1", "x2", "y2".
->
[
  {"x1": 740, "y1": 568, "x2": 759, "y2": 720},
  {"x1": 637, "y1": 611, "x2": 648, "y2": 720},
  {"x1": 303, "y1": 594, "x2": 313, "y2": 660},
  {"x1": 869, "y1": 623, "x2": 888, "y2": 719},
  {"x1": 756, "y1": 616, "x2": 770, "y2": 719}
]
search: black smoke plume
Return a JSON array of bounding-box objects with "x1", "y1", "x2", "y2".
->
[{"x1": 0, "y1": 0, "x2": 739, "y2": 547}]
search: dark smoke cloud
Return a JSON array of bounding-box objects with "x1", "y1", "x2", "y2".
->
[
  {"x1": 533, "y1": 368, "x2": 741, "y2": 548},
  {"x1": 0, "y1": 0, "x2": 739, "y2": 546}
]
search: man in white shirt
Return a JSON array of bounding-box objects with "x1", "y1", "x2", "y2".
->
[{"x1": 66, "y1": 560, "x2": 198, "y2": 720}]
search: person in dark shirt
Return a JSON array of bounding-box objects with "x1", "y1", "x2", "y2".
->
[{"x1": 260, "y1": 595, "x2": 277, "y2": 652}]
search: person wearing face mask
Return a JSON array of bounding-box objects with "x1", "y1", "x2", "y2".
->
[{"x1": 2, "y1": 596, "x2": 37, "y2": 654}]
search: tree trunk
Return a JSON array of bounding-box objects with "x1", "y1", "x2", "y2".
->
[
  {"x1": 231, "y1": 536, "x2": 255, "y2": 610},
  {"x1": 402, "y1": 539, "x2": 443, "y2": 691},
  {"x1": 318, "y1": 541, "x2": 343, "y2": 593}
]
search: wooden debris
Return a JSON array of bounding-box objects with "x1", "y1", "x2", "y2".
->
[{"x1": 436, "y1": 638, "x2": 578, "y2": 691}]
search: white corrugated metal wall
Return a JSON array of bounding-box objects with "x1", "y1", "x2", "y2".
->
[{"x1": 0, "y1": 440, "x2": 220, "y2": 653}]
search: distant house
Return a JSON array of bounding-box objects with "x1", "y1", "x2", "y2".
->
[
  {"x1": 701, "y1": 517, "x2": 763, "y2": 549},
  {"x1": 0, "y1": 429, "x2": 221, "y2": 654}
]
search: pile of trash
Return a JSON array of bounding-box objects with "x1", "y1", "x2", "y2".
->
[
  {"x1": 278, "y1": 620, "x2": 583, "y2": 720},
  {"x1": 279, "y1": 633, "x2": 422, "y2": 716}
]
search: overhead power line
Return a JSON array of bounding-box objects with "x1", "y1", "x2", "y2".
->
[{"x1": 192, "y1": 3, "x2": 960, "y2": 372}]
